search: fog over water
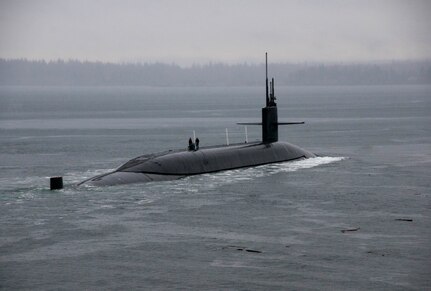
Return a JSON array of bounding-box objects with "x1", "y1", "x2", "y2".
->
[
  {"x1": 1, "y1": 0, "x2": 431, "y2": 65},
  {"x1": 1, "y1": 59, "x2": 430, "y2": 86}
]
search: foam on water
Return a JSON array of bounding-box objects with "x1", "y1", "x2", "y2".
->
[
  {"x1": 55, "y1": 156, "x2": 347, "y2": 206},
  {"x1": 0, "y1": 157, "x2": 345, "y2": 203},
  {"x1": 65, "y1": 168, "x2": 117, "y2": 185},
  {"x1": 69, "y1": 156, "x2": 347, "y2": 197},
  {"x1": 276, "y1": 156, "x2": 346, "y2": 172},
  {"x1": 188, "y1": 156, "x2": 347, "y2": 188}
]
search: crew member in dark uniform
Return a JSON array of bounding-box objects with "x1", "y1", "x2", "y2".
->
[
  {"x1": 195, "y1": 137, "x2": 200, "y2": 150},
  {"x1": 188, "y1": 137, "x2": 194, "y2": 151}
]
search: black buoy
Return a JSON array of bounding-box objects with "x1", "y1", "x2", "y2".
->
[{"x1": 50, "y1": 176, "x2": 63, "y2": 190}]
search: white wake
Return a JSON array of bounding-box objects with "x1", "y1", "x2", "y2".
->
[{"x1": 181, "y1": 156, "x2": 347, "y2": 188}]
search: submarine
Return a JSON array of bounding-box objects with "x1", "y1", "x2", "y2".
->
[{"x1": 78, "y1": 53, "x2": 315, "y2": 187}]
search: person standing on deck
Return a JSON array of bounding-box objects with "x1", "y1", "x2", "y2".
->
[{"x1": 188, "y1": 137, "x2": 195, "y2": 151}]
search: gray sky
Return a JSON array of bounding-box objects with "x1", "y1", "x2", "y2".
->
[{"x1": 1, "y1": 0, "x2": 430, "y2": 65}]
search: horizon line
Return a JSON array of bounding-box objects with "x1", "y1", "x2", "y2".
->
[{"x1": 2, "y1": 57, "x2": 431, "y2": 68}]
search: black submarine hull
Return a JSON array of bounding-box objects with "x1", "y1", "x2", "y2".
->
[
  {"x1": 78, "y1": 53, "x2": 316, "y2": 187},
  {"x1": 79, "y1": 141, "x2": 315, "y2": 187}
]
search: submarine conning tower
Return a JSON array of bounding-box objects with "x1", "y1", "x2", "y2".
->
[
  {"x1": 239, "y1": 52, "x2": 304, "y2": 144},
  {"x1": 263, "y1": 52, "x2": 278, "y2": 143}
]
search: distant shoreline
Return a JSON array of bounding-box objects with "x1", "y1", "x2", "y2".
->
[{"x1": 1, "y1": 59, "x2": 430, "y2": 86}]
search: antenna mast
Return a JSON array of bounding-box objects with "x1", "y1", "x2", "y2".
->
[{"x1": 265, "y1": 52, "x2": 269, "y2": 106}]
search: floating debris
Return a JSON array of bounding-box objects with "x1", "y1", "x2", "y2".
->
[
  {"x1": 341, "y1": 227, "x2": 360, "y2": 233},
  {"x1": 395, "y1": 218, "x2": 413, "y2": 222},
  {"x1": 222, "y1": 246, "x2": 262, "y2": 253},
  {"x1": 245, "y1": 249, "x2": 262, "y2": 253}
]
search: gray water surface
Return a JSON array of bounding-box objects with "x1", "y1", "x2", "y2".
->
[{"x1": 1, "y1": 85, "x2": 430, "y2": 290}]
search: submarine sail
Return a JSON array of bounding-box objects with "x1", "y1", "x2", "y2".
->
[
  {"x1": 238, "y1": 53, "x2": 304, "y2": 143},
  {"x1": 79, "y1": 53, "x2": 315, "y2": 187}
]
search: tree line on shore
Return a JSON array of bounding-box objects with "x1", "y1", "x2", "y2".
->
[{"x1": 1, "y1": 58, "x2": 430, "y2": 86}]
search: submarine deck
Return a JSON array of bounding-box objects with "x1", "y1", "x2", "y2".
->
[{"x1": 79, "y1": 141, "x2": 315, "y2": 186}]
